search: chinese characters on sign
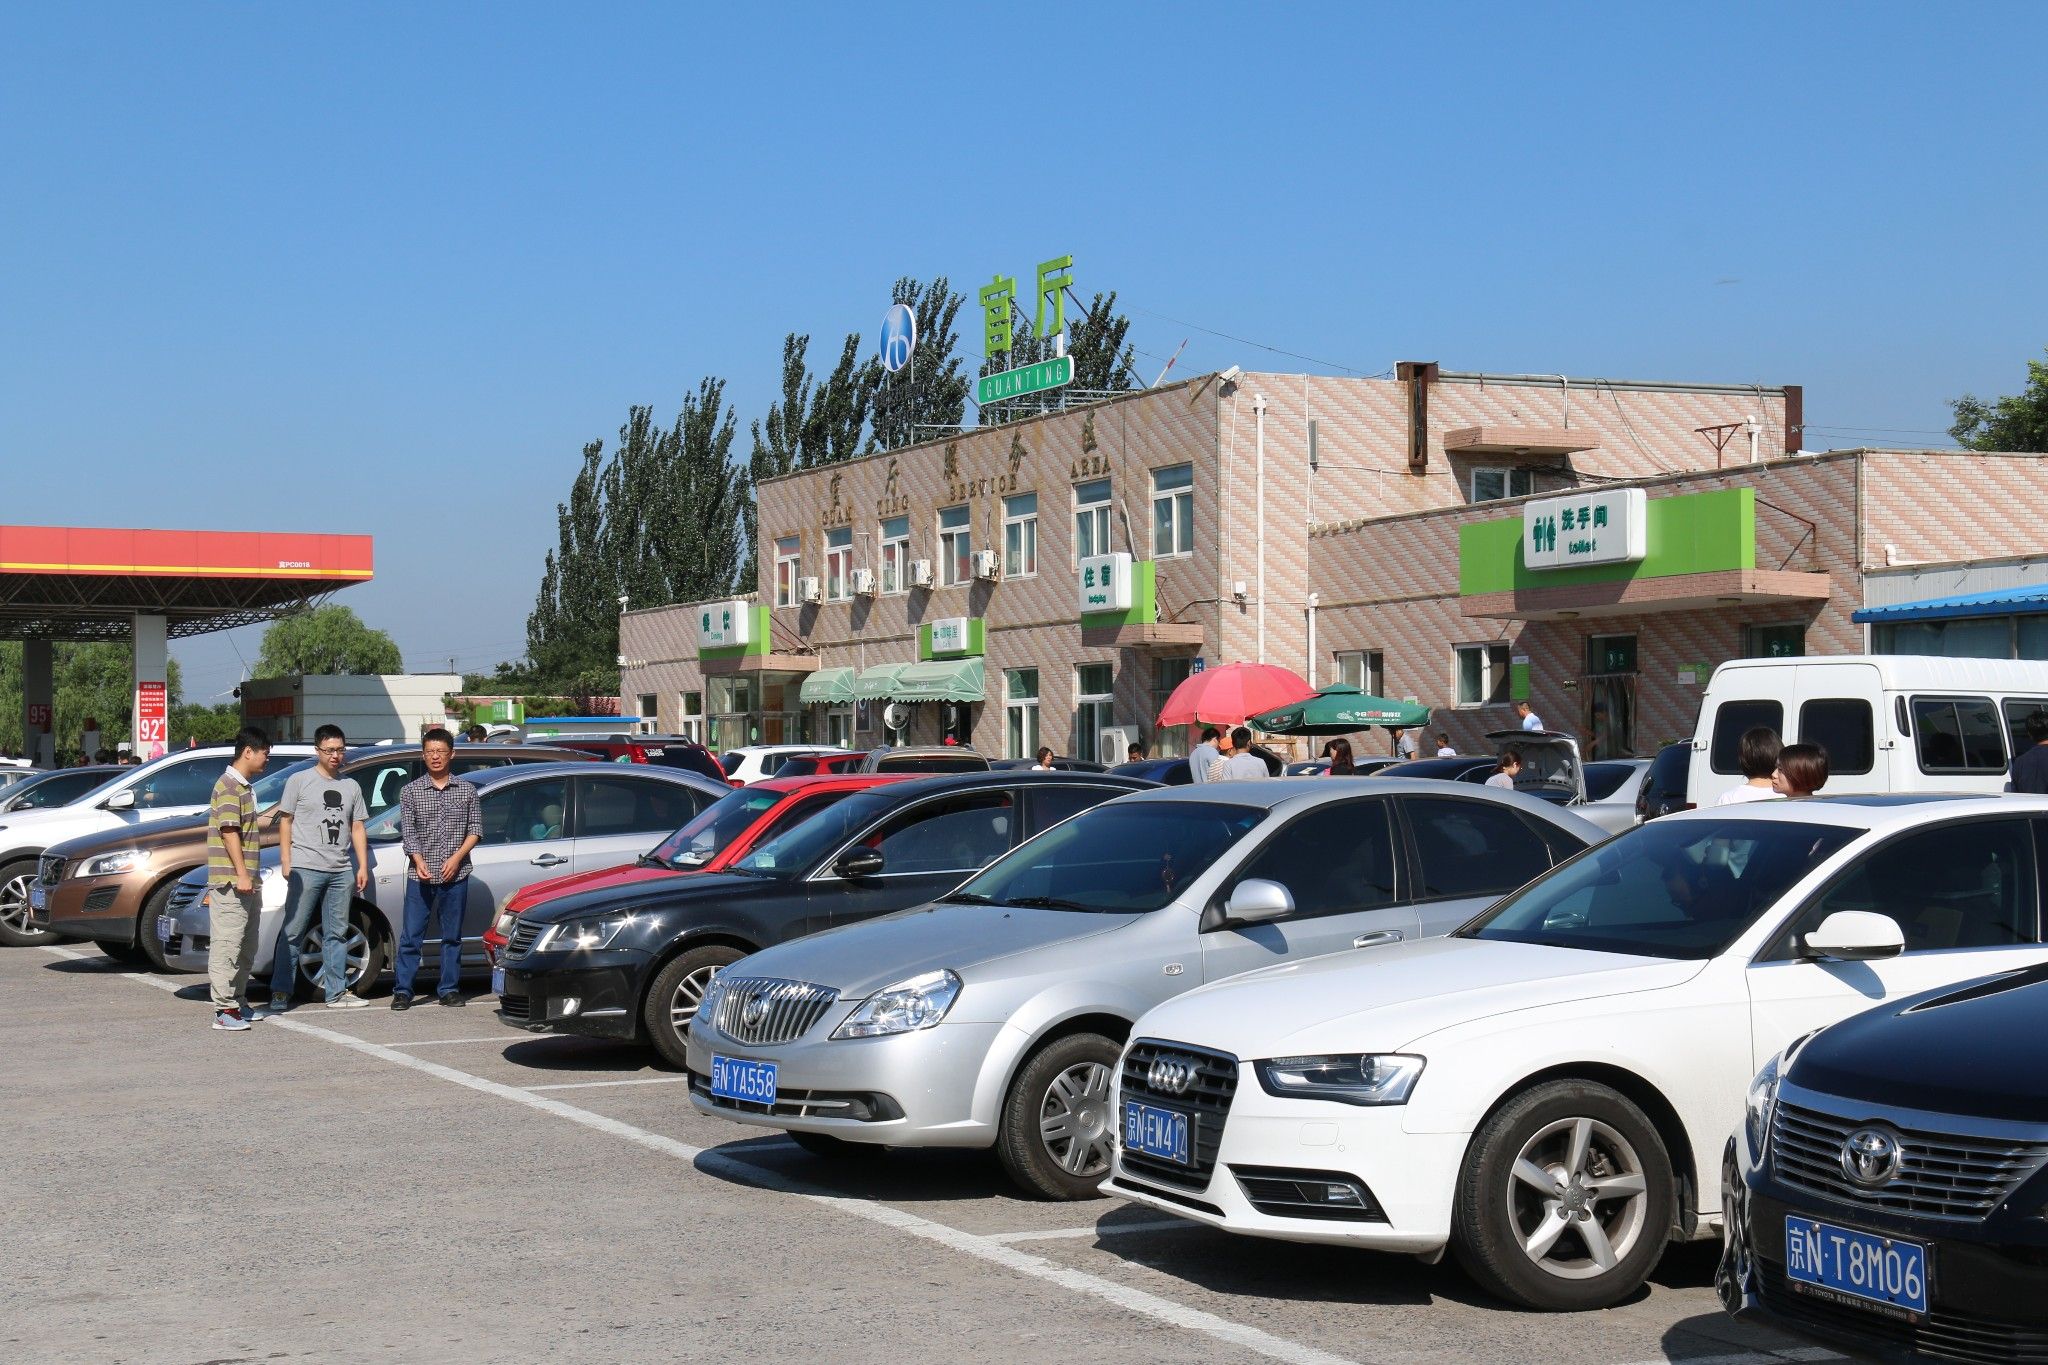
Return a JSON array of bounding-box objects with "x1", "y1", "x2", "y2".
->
[
  {"x1": 978, "y1": 252, "x2": 1078, "y2": 405},
  {"x1": 1077, "y1": 553, "x2": 1135, "y2": 615},
  {"x1": 928, "y1": 617, "x2": 969, "y2": 655},
  {"x1": 697, "y1": 600, "x2": 753, "y2": 650},
  {"x1": 1522, "y1": 489, "x2": 1649, "y2": 570},
  {"x1": 135, "y1": 680, "x2": 167, "y2": 759}
]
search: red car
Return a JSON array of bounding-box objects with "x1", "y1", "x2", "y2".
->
[{"x1": 482, "y1": 772, "x2": 905, "y2": 960}]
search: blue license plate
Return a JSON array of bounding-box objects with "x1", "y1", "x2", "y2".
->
[
  {"x1": 28, "y1": 884, "x2": 44, "y2": 912},
  {"x1": 1785, "y1": 1215, "x2": 1928, "y2": 1317},
  {"x1": 1122, "y1": 1100, "x2": 1191, "y2": 1165},
  {"x1": 710, "y1": 1055, "x2": 778, "y2": 1105},
  {"x1": 490, "y1": 966, "x2": 504, "y2": 996}
]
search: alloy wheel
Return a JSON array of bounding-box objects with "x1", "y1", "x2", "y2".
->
[
  {"x1": 0, "y1": 872, "x2": 37, "y2": 934},
  {"x1": 298, "y1": 923, "x2": 371, "y2": 989},
  {"x1": 1038, "y1": 1060, "x2": 1115, "y2": 1177},
  {"x1": 667, "y1": 964, "x2": 720, "y2": 1034},
  {"x1": 1506, "y1": 1115, "x2": 1650, "y2": 1280}
]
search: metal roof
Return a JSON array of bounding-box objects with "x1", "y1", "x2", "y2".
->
[{"x1": 1853, "y1": 584, "x2": 2048, "y2": 625}]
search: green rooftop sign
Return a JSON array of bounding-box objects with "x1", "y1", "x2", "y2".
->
[{"x1": 977, "y1": 355, "x2": 1072, "y2": 405}]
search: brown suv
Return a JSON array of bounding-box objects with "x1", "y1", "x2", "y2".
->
[{"x1": 36, "y1": 743, "x2": 592, "y2": 967}]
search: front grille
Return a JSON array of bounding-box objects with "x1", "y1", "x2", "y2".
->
[
  {"x1": 1231, "y1": 1165, "x2": 1386, "y2": 1222},
  {"x1": 709, "y1": 977, "x2": 839, "y2": 1047},
  {"x1": 1117, "y1": 1038, "x2": 1238, "y2": 1192},
  {"x1": 1760, "y1": 1266, "x2": 2048, "y2": 1363},
  {"x1": 37, "y1": 855, "x2": 64, "y2": 888},
  {"x1": 1772, "y1": 1098, "x2": 2048, "y2": 1220},
  {"x1": 688, "y1": 1071, "x2": 902, "y2": 1122},
  {"x1": 166, "y1": 879, "x2": 206, "y2": 918},
  {"x1": 498, "y1": 991, "x2": 531, "y2": 1023},
  {"x1": 82, "y1": 887, "x2": 119, "y2": 913},
  {"x1": 505, "y1": 920, "x2": 544, "y2": 960}
]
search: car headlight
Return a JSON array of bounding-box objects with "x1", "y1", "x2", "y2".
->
[
  {"x1": 538, "y1": 915, "x2": 631, "y2": 953},
  {"x1": 1745, "y1": 1054, "x2": 1782, "y2": 1160},
  {"x1": 492, "y1": 910, "x2": 517, "y2": 938},
  {"x1": 831, "y1": 969, "x2": 961, "y2": 1039},
  {"x1": 77, "y1": 849, "x2": 151, "y2": 878},
  {"x1": 1253, "y1": 1054, "x2": 1426, "y2": 1106}
]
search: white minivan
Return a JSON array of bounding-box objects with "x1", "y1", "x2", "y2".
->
[{"x1": 1688, "y1": 654, "x2": 2048, "y2": 806}]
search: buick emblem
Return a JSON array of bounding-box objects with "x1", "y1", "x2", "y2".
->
[
  {"x1": 1147, "y1": 1056, "x2": 1198, "y2": 1095},
  {"x1": 1839, "y1": 1126, "x2": 1902, "y2": 1189},
  {"x1": 740, "y1": 992, "x2": 770, "y2": 1028}
]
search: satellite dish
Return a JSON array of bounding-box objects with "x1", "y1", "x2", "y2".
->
[{"x1": 882, "y1": 702, "x2": 910, "y2": 733}]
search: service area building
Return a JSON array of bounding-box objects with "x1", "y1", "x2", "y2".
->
[{"x1": 620, "y1": 364, "x2": 2048, "y2": 761}]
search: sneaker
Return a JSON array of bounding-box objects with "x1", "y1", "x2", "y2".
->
[
  {"x1": 212, "y1": 1010, "x2": 250, "y2": 1032},
  {"x1": 438, "y1": 992, "x2": 465, "y2": 1008},
  {"x1": 253, "y1": 1003, "x2": 289, "y2": 1019},
  {"x1": 325, "y1": 994, "x2": 370, "y2": 1010},
  {"x1": 390, "y1": 993, "x2": 414, "y2": 1012}
]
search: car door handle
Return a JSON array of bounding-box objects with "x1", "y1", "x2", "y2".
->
[
  {"x1": 1352, "y1": 930, "x2": 1404, "y2": 949},
  {"x1": 529, "y1": 853, "x2": 568, "y2": 867}
]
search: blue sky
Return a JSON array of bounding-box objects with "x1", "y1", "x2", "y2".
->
[{"x1": 4, "y1": 3, "x2": 2043, "y2": 701}]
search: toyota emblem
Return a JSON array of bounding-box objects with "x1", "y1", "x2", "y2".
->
[
  {"x1": 1147, "y1": 1057, "x2": 1197, "y2": 1095},
  {"x1": 1839, "y1": 1126, "x2": 1902, "y2": 1188}
]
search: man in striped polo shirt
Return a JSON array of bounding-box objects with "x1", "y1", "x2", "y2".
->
[
  {"x1": 392, "y1": 727, "x2": 482, "y2": 1010},
  {"x1": 205, "y1": 727, "x2": 273, "y2": 1031}
]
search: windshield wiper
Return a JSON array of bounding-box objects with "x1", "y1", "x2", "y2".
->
[
  {"x1": 941, "y1": 891, "x2": 1000, "y2": 905},
  {"x1": 1002, "y1": 895, "x2": 1097, "y2": 912}
]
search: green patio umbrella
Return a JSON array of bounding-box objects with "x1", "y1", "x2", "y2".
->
[{"x1": 1248, "y1": 684, "x2": 1430, "y2": 736}]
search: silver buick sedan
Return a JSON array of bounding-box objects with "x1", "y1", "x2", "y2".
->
[{"x1": 686, "y1": 778, "x2": 1603, "y2": 1199}]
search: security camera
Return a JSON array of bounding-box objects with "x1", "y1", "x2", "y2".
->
[{"x1": 1218, "y1": 366, "x2": 1243, "y2": 385}]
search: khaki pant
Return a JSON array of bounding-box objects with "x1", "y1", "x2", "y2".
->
[{"x1": 208, "y1": 884, "x2": 262, "y2": 1013}]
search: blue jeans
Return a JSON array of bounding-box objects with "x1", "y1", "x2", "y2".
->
[
  {"x1": 269, "y1": 867, "x2": 354, "y2": 1003},
  {"x1": 395, "y1": 877, "x2": 468, "y2": 998}
]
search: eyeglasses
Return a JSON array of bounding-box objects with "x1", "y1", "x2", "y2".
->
[{"x1": 317, "y1": 745, "x2": 346, "y2": 755}]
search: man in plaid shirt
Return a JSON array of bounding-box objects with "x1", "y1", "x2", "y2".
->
[
  {"x1": 393, "y1": 727, "x2": 481, "y2": 1010},
  {"x1": 205, "y1": 727, "x2": 272, "y2": 1031}
]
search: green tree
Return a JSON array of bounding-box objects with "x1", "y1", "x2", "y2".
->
[
  {"x1": 868, "y1": 276, "x2": 968, "y2": 453},
  {"x1": 0, "y1": 641, "x2": 183, "y2": 756},
  {"x1": 1951, "y1": 349, "x2": 2048, "y2": 451},
  {"x1": 254, "y1": 604, "x2": 403, "y2": 677},
  {"x1": 978, "y1": 289, "x2": 1136, "y2": 426},
  {"x1": 171, "y1": 702, "x2": 243, "y2": 747},
  {"x1": 742, "y1": 332, "x2": 876, "y2": 583}
]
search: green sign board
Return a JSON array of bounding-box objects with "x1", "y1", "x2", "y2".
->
[{"x1": 978, "y1": 355, "x2": 1073, "y2": 405}]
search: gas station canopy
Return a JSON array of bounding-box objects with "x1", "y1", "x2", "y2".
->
[{"x1": 0, "y1": 526, "x2": 374, "y2": 640}]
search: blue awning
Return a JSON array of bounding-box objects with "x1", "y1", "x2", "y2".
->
[{"x1": 1854, "y1": 584, "x2": 2048, "y2": 625}]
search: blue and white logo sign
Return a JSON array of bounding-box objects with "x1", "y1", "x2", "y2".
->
[{"x1": 880, "y1": 303, "x2": 918, "y2": 374}]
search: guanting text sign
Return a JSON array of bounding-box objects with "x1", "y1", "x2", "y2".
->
[
  {"x1": 1522, "y1": 488, "x2": 1647, "y2": 569},
  {"x1": 978, "y1": 355, "x2": 1073, "y2": 406}
]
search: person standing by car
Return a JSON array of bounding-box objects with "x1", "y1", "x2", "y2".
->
[
  {"x1": 1717, "y1": 727, "x2": 1783, "y2": 805},
  {"x1": 1771, "y1": 743, "x2": 1830, "y2": 798},
  {"x1": 1389, "y1": 726, "x2": 1418, "y2": 760},
  {"x1": 1033, "y1": 746, "x2": 1056, "y2": 770},
  {"x1": 1325, "y1": 737, "x2": 1357, "y2": 775},
  {"x1": 1486, "y1": 748, "x2": 1522, "y2": 789},
  {"x1": 1216, "y1": 726, "x2": 1267, "y2": 780},
  {"x1": 1126, "y1": 741, "x2": 1145, "y2": 763},
  {"x1": 1435, "y1": 731, "x2": 1457, "y2": 757},
  {"x1": 205, "y1": 727, "x2": 271, "y2": 1032},
  {"x1": 393, "y1": 727, "x2": 481, "y2": 1011},
  {"x1": 263, "y1": 725, "x2": 370, "y2": 1013},
  {"x1": 1187, "y1": 727, "x2": 1222, "y2": 783},
  {"x1": 2009, "y1": 709, "x2": 2048, "y2": 793},
  {"x1": 1516, "y1": 700, "x2": 1544, "y2": 732}
]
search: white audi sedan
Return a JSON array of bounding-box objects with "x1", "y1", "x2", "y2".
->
[{"x1": 1105, "y1": 794, "x2": 2048, "y2": 1312}]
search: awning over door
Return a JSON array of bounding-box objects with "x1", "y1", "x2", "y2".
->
[
  {"x1": 853, "y1": 663, "x2": 910, "y2": 700},
  {"x1": 798, "y1": 667, "x2": 856, "y2": 705},
  {"x1": 891, "y1": 658, "x2": 986, "y2": 703}
]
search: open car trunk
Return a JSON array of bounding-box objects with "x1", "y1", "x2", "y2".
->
[{"x1": 1484, "y1": 729, "x2": 1587, "y2": 805}]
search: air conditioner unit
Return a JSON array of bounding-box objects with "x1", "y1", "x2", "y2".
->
[
  {"x1": 850, "y1": 567, "x2": 876, "y2": 597},
  {"x1": 1100, "y1": 726, "x2": 1141, "y2": 762},
  {"x1": 798, "y1": 575, "x2": 822, "y2": 604},
  {"x1": 971, "y1": 549, "x2": 1000, "y2": 581},
  {"x1": 908, "y1": 558, "x2": 935, "y2": 589}
]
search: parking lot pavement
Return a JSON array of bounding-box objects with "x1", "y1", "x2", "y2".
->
[{"x1": 0, "y1": 946, "x2": 1839, "y2": 1365}]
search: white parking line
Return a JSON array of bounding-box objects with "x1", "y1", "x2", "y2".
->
[
  {"x1": 526, "y1": 1076, "x2": 689, "y2": 1092},
  {"x1": 378, "y1": 1036, "x2": 515, "y2": 1048},
  {"x1": 988, "y1": 1219, "x2": 1198, "y2": 1243},
  {"x1": 43, "y1": 946, "x2": 1362, "y2": 1365}
]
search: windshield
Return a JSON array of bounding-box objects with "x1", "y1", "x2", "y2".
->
[
  {"x1": 720, "y1": 752, "x2": 745, "y2": 777},
  {"x1": 653, "y1": 787, "x2": 784, "y2": 867},
  {"x1": 252, "y1": 758, "x2": 316, "y2": 812},
  {"x1": 948, "y1": 801, "x2": 1267, "y2": 914},
  {"x1": 1584, "y1": 763, "x2": 1637, "y2": 802},
  {"x1": 733, "y1": 787, "x2": 907, "y2": 878},
  {"x1": 1462, "y1": 817, "x2": 1859, "y2": 960}
]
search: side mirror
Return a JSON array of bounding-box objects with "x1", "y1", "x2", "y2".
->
[
  {"x1": 103, "y1": 789, "x2": 136, "y2": 811},
  {"x1": 1221, "y1": 878, "x2": 1294, "y2": 927},
  {"x1": 1802, "y1": 910, "x2": 1905, "y2": 962},
  {"x1": 833, "y1": 847, "x2": 885, "y2": 880}
]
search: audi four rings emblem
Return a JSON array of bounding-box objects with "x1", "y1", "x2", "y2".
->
[
  {"x1": 1147, "y1": 1057, "x2": 1197, "y2": 1094},
  {"x1": 1839, "y1": 1125, "x2": 1903, "y2": 1188}
]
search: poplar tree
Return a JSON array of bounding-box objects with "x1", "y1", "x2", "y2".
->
[{"x1": 867, "y1": 276, "x2": 968, "y2": 453}]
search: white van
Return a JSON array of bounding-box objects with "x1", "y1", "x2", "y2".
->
[{"x1": 1687, "y1": 654, "x2": 2048, "y2": 806}]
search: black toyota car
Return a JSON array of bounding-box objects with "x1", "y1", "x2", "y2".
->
[
  {"x1": 495, "y1": 769, "x2": 1151, "y2": 1067},
  {"x1": 1720, "y1": 963, "x2": 2048, "y2": 1363}
]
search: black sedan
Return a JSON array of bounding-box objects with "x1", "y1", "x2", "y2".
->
[
  {"x1": 1719, "y1": 963, "x2": 2048, "y2": 1362},
  {"x1": 496, "y1": 769, "x2": 1151, "y2": 1066}
]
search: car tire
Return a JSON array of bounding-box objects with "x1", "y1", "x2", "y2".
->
[
  {"x1": 996, "y1": 1032, "x2": 1121, "y2": 1201},
  {"x1": 137, "y1": 878, "x2": 182, "y2": 971},
  {"x1": 313, "y1": 907, "x2": 388, "y2": 995},
  {"x1": 1451, "y1": 1079, "x2": 1675, "y2": 1311},
  {"x1": 642, "y1": 945, "x2": 743, "y2": 1070},
  {"x1": 99, "y1": 939, "x2": 148, "y2": 965},
  {"x1": 787, "y1": 1131, "x2": 890, "y2": 1161},
  {"x1": 0, "y1": 859, "x2": 55, "y2": 947}
]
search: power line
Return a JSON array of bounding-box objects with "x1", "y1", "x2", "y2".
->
[{"x1": 1122, "y1": 304, "x2": 1387, "y2": 376}]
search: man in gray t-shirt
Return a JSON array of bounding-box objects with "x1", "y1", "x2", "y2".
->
[
  {"x1": 1216, "y1": 726, "x2": 1269, "y2": 780},
  {"x1": 262, "y1": 726, "x2": 370, "y2": 1012}
]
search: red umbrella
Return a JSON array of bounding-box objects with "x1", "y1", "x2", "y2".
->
[{"x1": 1155, "y1": 662, "x2": 1315, "y2": 728}]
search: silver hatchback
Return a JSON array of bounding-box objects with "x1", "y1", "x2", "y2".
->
[{"x1": 687, "y1": 778, "x2": 1602, "y2": 1198}]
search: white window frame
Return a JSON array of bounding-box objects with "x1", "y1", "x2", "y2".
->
[
  {"x1": 1005, "y1": 668, "x2": 1040, "y2": 760},
  {"x1": 1074, "y1": 662, "x2": 1114, "y2": 764},
  {"x1": 1151, "y1": 464, "x2": 1194, "y2": 559},
  {"x1": 1454, "y1": 642, "x2": 1512, "y2": 707},
  {"x1": 824, "y1": 527, "x2": 853, "y2": 603},
  {"x1": 1073, "y1": 479, "x2": 1112, "y2": 567},
  {"x1": 879, "y1": 516, "x2": 910, "y2": 596},
  {"x1": 773, "y1": 536, "x2": 801, "y2": 608},
  {"x1": 1002, "y1": 492, "x2": 1038, "y2": 579},
  {"x1": 1151, "y1": 657, "x2": 1192, "y2": 758},
  {"x1": 938, "y1": 505, "x2": 972, "y2": 587},
  {"x1": 678, "y1": 691, "x2": 703, "y2": 744},
  {"x1": 1335, "y1": 649, "x2": 1384, "y2": 696},
  {"x1": 1470, "y1": 467, "x2": 1535, "y2": 502}
]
